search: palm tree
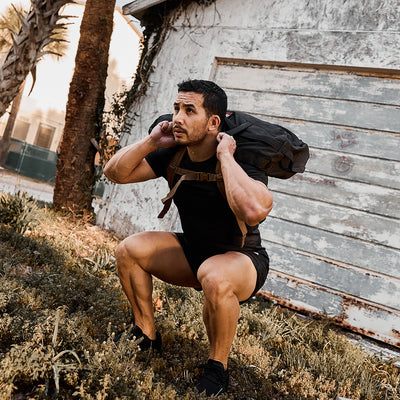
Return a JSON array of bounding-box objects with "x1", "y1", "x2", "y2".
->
[
  {"x1": 53, "y1": 0, "x2": 116, "y2": 216},
  {"x1": 0, "y1": 0, "x2": 72, "y2": 165}
]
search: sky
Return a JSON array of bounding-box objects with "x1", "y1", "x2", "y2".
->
[{"x1": 0, "y1": 1, "x2": 141, "y2": 113}]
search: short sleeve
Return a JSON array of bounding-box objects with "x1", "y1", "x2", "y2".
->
[
  {"x1": 238, "y1": 161, "x2": 269, "y2": 187},
  {"x1": 145, "y1": 147, "x2": 178, "y2": 178}
]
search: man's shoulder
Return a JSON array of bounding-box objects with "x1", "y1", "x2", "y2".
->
[
  {"x1": 237, "y1": 161, "x2": 269, "y2": 186},
  {"x1": 145, "y1": 146, "x2": 181, "y2": 178}
]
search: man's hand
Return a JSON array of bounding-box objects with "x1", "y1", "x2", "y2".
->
[
  {"x1": 149, "y1": 121, "x2": 176, "y2": 148},
  {"x1": 216, "y1": 132, "x2": 236, "y2": 160}
]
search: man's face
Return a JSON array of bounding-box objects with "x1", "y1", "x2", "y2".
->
[{"x1": 173, "y1": 91, "x2": 210, "y2": 146}]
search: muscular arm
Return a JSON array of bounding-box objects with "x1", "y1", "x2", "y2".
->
[
  {"x1": 104, "y1": 121, "x2": 175, "y2": 184},
  {"x1": 217, "y1": 133, "x2": 273, "y2": 226}
]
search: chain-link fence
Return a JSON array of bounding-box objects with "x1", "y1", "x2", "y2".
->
[
  {"x1": 4, "y1": 138, "x2": 104, "y2": 196},
  {"x1": 6, "y1": 139, "x2": 57, "y2": 183}
]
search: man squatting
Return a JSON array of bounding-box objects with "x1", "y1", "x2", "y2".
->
[{"x1": 104, "y1": 80, "x2": 273, "y2": 397}]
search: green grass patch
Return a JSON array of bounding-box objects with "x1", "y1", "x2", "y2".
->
[{"x1": 0, "y1": 198, "x2": 398, "y2": 399}]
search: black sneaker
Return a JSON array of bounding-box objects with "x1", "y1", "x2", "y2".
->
[
  {"x1": 114, "y1": 325, "x2": 162, "y2": 354},
  {"x1": 196, "y1": 359, "x2": 229, "y2": 397}
]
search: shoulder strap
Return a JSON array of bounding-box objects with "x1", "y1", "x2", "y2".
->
[
  {"x1": 159, "y1": 150, "x2": 248, "y2": 248},
  {"x1": 158, "y1": 147, "x2": 186, "y2": 218},
  {"x1": 158, "y1": 147, "x2": 223, "y2": 218},
  {"x1": 166, "y1": 146, "x2": 186, "y2": 189}
]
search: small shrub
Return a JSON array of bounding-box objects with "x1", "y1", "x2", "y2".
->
[
  {"x1": 0, "y1": 207, "x2": 399, "y2": 399},
  {"x1": 0, "y1": 191, "x2": 38, "y2": 234}
]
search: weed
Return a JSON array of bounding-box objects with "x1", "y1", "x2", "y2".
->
[
  {"x1": 0, "y1": 207, "x2": 398, "y2": 399},
  {"x1": 0, "y1": 191, "x2": 38, "y2": 234}
]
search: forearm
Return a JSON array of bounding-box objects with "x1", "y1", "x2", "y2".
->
[
  {"x1": 104, "y1": 136, "x2": 158, "y2": 183},
  {"x1": 219, "y1": 153, "x2": 273, "y2": 226}
]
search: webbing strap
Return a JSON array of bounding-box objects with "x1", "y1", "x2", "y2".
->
[
  {"x1": 166, "y1": 147, "x2": 187, "y2": 188},
  {"x1": 157, "y1": 170, "x2": 223, "y2": 218},
  {"x1": 158, "y1": 147, "x2": 248, "y2": 247}
]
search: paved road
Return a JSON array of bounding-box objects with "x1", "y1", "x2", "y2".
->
[
  {"x1": 0, "y1": 167, "x2": 54, "y2": 203},
  {"x1": 0, "y1": 167, "x2": 102, "y2": 211}
]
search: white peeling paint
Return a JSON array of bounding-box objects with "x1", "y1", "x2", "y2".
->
[{"x1": 100, "y1": 0, "x2": 400, "y2": 348}]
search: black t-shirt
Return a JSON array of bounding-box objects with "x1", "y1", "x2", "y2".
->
[{"x1": 145, "y1": 147, "x2": 269, "y2": 252}]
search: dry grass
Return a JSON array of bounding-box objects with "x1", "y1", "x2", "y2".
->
[{"x1": 0, "y1": 198, "x2": 399, "y2": 399}]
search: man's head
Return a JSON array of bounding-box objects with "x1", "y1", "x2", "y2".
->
[
  {"x1": 173, "y1": 80, "x2": 227, "y2": 146},
  {"x1": 177, "y1": 80, "x2": 227, "y2": 123}
]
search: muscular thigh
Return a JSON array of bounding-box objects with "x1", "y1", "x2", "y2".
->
[
  {"x1": 197, "y1": 252, "x2": 258, "y2": 303},
  {"x1": 118, "y1": 231, "x2": 201, "y2": 288}
]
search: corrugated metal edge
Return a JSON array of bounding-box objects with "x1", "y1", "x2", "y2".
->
[{"x1": 259, "y1": 270, "x2": 400, "y2": 348}]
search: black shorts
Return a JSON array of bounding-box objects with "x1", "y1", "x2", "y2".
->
[{"x1": 175, "y1": 233, "x2": 269, "y2": 303}]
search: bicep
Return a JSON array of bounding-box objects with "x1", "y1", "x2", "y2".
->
[
  {"x1": 125, "y1": 159, "x2": 157, "y2": 183},
  {"x1": 107, "y1": 159, "x2": 157, "y2": 184}
]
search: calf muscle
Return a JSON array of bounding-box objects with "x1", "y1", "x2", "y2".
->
[{"x1": 115, "y1": 231, "x2": 200, "y2": 340}]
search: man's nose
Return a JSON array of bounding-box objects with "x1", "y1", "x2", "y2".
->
[{"x1": 174, "y1": 109, "x2": 184, "y2": 124}]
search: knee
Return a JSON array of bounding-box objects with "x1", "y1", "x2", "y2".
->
[
  {"x1": 115, "y1": 233, "x2": 146, "y2": 272},
  {"x1": 115, "y1": 239, "x2": 130, "y2": 265},
  {"x1": 199, "y1": 270, "x2": 235, "y2": 306}
]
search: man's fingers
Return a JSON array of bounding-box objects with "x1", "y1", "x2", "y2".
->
[
  {"x1": 160, "y1": 121, "x2": 173, "y2": 134},
  {"x1": 217, "y1": 132, "x2": 227, "y2": 142}
]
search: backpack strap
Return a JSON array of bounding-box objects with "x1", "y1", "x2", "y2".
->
[
  {"x1": 159, "y1": 147, "x2": 247, "y2": 248},
  {"x1": 158, "y1": 147, "x2": 186, "y2": 218},
  {"x1": 158, "y1": 147, "x2": 224, "y2": 218},
  {"x1": 166, "y1": 146, "x2": 186, "y2": 189}
]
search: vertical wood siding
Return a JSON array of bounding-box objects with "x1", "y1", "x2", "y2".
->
[{"x1": 213, "y1": 59, "x2": 400, "y2": 347}]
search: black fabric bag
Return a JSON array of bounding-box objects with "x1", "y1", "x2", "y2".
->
[
  {"x1": 223, "y1": 111, "x2": 309, "y2": 179},
  {"x1": 148, "y1": 111, "x2": 309, "y2": 179},
  {"x1": 149, "y1": 111, "x2": 309, "y2": 246}
]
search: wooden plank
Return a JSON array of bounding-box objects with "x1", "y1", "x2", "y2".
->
[
  {"x1": 260, "y1": 219, "x2": 400, "y2": 278},
  {"x1": 306, "y1": 149, "x2": 400, "y2": 189},
  {"x1": 262, "y1": 271, "x2": 344, "y2": 315},
  {"x1": 261, "y1": 271, "x2": 400, "y2": 347},
  {"x1": 213, "y1": 60, "x2": 400, "y2": 348},
  {"x1": 263, "y1": 240, "x2": 400, "y2": 309},
  {"x1": 248, "y1": 115, "x2": 400, "y2": 161},
  {"x1": 267, "y1": 172, "x2": 400, "y2": 219},
  {"x1": 225, "y1": 88, "x2": 400, "y2": 133},
  {"x1": 216, "y1": 63, "x2": 400, "y2": 105},
  {"x1": 270, "y1": 192, "x2": 400, "y2": 249}
]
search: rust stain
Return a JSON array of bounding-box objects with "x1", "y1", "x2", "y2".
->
[
  {"x1": 332, "y1": 318, "x2": 400, "y2": 348},
  {"x1": 258, "y1": 287, "x2": 400, "y2": 349},
  {"x1": 290, "y1": 174, "x2": 336, "y2": 186},
  {"x1": 216, "y1": 57, "x2": 400, "y2": 79},
  {"x1": 258, "y1": 291, "x2": 317, "y2": 317}
]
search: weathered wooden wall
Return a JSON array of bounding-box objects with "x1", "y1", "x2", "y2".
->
[
  {"x1": 98, "y1": 0, "x2": 400, "y2": 346},
  {"x1": 212, "y1": 59, "x2": 400, "y2": 346}
]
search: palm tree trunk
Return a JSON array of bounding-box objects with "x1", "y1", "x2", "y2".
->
[
  {"x1": 0, "y1": 0, "x2": 71, "y2": 118},
  {"x1": 0, "y1": 79, "x2": 26, "y2": 166},
  {"x1": 53, "y1": 0, "x2": 116, "y2": 216}
]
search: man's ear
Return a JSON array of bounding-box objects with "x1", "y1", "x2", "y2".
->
[{"x1": 208, "y1": 115, "x2": 221, "y2": 133}]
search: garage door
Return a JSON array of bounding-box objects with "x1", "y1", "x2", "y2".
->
[{"x1": 212, "y1": 59, "x2": 400, "y2": 347}]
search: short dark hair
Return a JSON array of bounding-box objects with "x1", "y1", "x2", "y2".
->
[{"x1": 177, "y1": 80, "x2": 227, "y2": 124}]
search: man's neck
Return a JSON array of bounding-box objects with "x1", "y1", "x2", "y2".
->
[{"x1": 187, "y1": 134, "x2": 218, "y2": 162}]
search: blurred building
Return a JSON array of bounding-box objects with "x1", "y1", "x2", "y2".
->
[{"x1": 0, "y1": 3, "x2": 141, "y2": 181}]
